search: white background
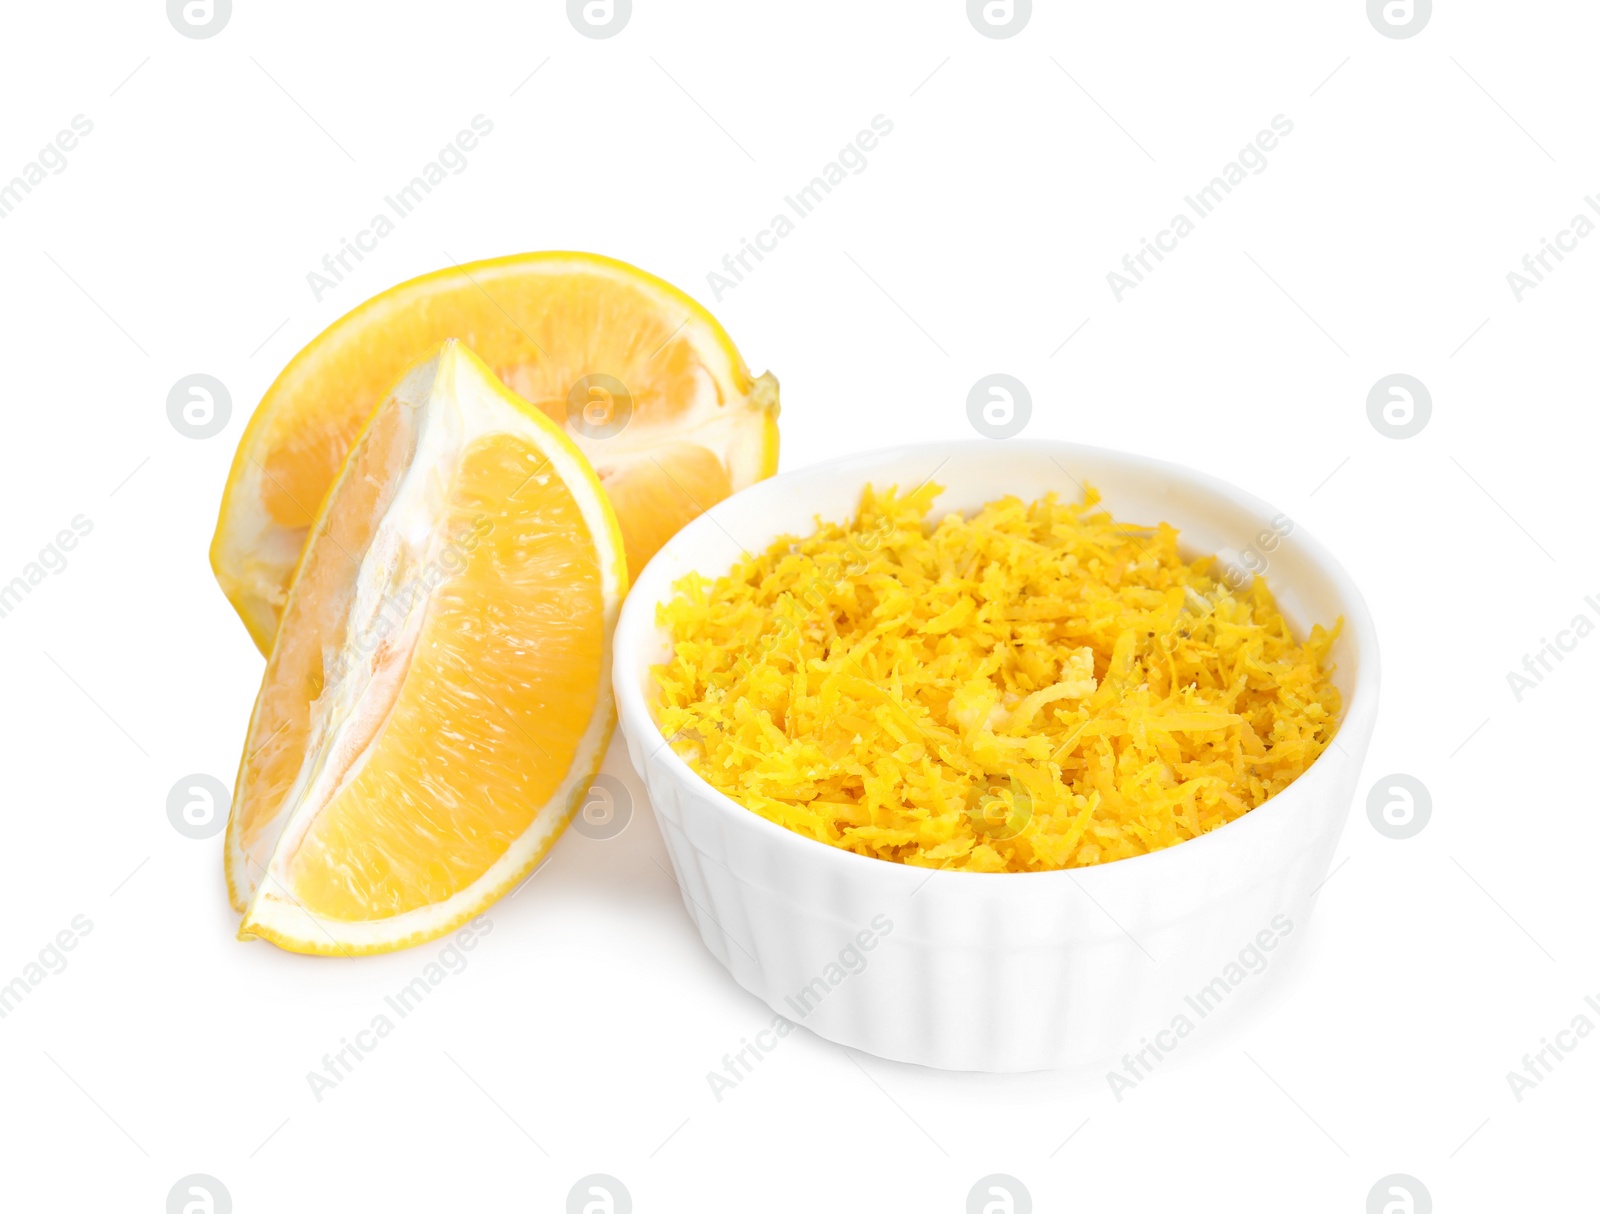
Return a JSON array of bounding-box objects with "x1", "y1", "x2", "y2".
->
[{"x1": 1, "y1": 1, "x2": 1595, "y2": 1210}]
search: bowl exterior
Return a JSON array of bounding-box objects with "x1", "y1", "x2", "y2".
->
[{"x1": 614, "y1": 441, "x2": 1378, "y2": 1072}]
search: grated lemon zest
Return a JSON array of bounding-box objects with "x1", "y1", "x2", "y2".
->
[{"x1": 652, "y1": 484, "x2": 1341, "y2": 873}]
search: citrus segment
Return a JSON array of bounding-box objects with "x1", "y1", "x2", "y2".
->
[
  {"x1": 595, "y1": 442, "x2": 734, "y2": 576},
  {"x1": 225, "y1": 340, "x2": 626, "y2": 954},
  {"x1": 211, "y1": 251, "x2": 777, "y2": 654}
]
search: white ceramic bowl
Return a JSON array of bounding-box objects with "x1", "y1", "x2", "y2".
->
[{"x1": 613, "y1": 441, "x2": 1378, "y2": 1072}]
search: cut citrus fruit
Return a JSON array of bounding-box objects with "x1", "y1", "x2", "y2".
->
[
  {"x1": 211, "y1": 251, "x2": 778, "y2": 654},
  {"x1": 224, "y1": 340, "x2": 627, "y2": 955}
]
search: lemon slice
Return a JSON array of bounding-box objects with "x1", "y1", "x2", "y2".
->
[
  {"x1": 225, "y1": 340, "x2": 626, "y2": 955},
  {"x1": 211, "y1": 251, "x2": 778, "y2": 654}
]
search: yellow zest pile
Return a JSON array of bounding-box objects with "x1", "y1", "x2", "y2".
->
[{"x1": 652, "y1": 483, "x2": 1341, "y2": 873}]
